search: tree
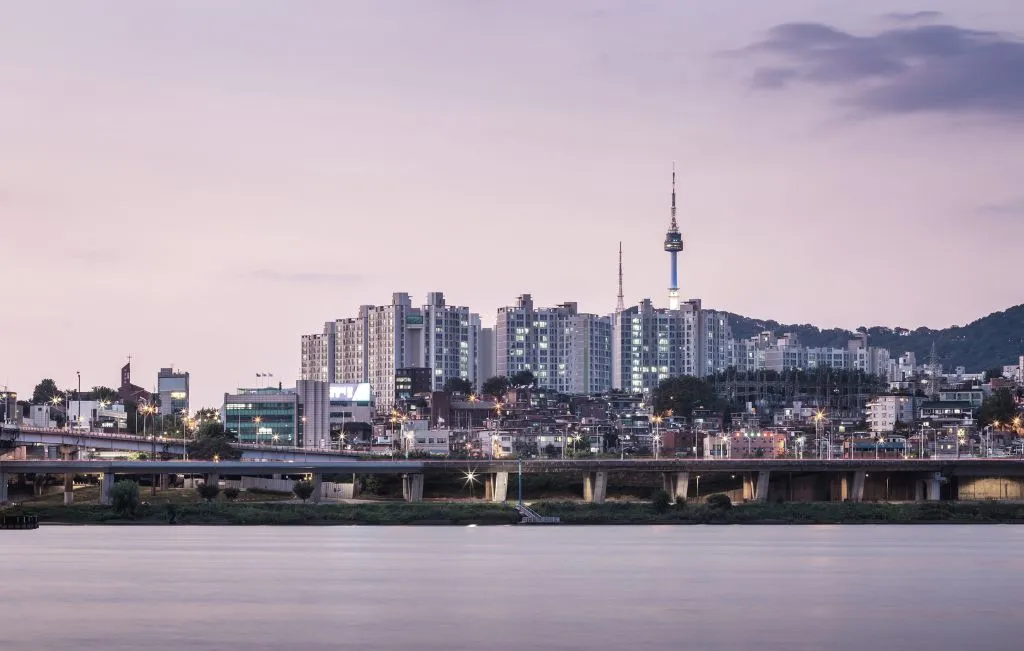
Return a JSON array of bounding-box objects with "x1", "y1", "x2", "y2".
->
[
  {"x1": 194, "y1": 407, "x2": 220, "y2": 422},
  {"x1": 653, "y1": 376, "x2": 722, "y2": 419},
  {"x1": 978, "y1": 388, "x2": 1017, "y2": 426},
  {"x1": 197, "y1": 482, "x2": 220, "y2": 502},
  {"x1": 91, "y1": 386, "x2": 119, "y2": 403},
  {"x1": 32, "y1": 379, "x2": 63, "y2": 405},
  {"x1": 443, "y1": 377, "x2": 473, "y2": 395},
  {"x1": 482, "y1": 376, "x2": 511, "y2": 399},
  {"x1": 293, "y1": 480, "x2": 315, "y2": 503},
  {"x1": 984, "y1": 367, "x2": 1005, "y2": 382},
  {"x1": 706, "y1": 493, "x2": 732, "y2": 510},
  {"x1": 509, "y1": 370, "x2": 535, "y2": 388},
  {"x1": 187, "y1": 421, "x2": 242, "y2": 460},
  {"x1": 109, "y1": 479, "x2": 140, "y2": 516},
  {"x1": 651, "y1": 489, "x2": 672, "y2": 513},
  {"x1": 543, "y1": 443, "x2": 557, "y2": 458},
  {"x1": 223, "y1": 487, "x2": 240, "y2": 501}
]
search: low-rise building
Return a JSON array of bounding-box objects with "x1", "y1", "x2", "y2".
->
[
  {"x1": 866, "y1": 395, "x2": 916, "y2": 433},
  {"x1": 222, "y1": 387, "x2": 300, "y2": 446}
]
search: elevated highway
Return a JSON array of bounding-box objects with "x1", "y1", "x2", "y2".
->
[
  {"x1": 3, "y1": 457, "x2": 1024, "y2": 505},
  {"x1": 0, "y1": 423, "x2": 358, "y2": 462}
]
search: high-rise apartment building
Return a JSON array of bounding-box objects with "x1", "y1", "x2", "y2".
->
[
  {"x1": 300, "y1": 292, "x2": 480, "y2": 412},
  {"x1": 613, "y1": 298, "x2": 699, "y2": 393},
  {"x1": 496, "y1": 294, "x2": 612, "y2": 394}
]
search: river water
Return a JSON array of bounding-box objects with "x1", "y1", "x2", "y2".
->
[{"x1": 2, "y1": 525, "x2": 1021, "y2": 651}]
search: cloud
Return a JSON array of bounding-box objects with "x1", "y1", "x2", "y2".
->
[
  {"x1": 978, "y1": 198, "x2": 1024, "y2": 216},
  {"x1": 742, "y1": 21, "x2": 1024, "y2": 118},
  {"x1": 884, "y1": 11, "x2": 943, "y2": 23},
  {"x1": 246, "y1": 270, "x2": 362, "y2": 284}
]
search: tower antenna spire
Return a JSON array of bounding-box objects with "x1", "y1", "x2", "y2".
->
[
  {"x1": 670, "y1": 160, "x2": 678, "y2": 232},
  {"x1": 616, "y1": 241, "x2": 625, "y2": 313},
  {"x1": 663, "y1": 161, "x2": 684, "y2": 309}
]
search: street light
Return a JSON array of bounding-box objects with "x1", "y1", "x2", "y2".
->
[{"x1": 253, "y1": 416, "x2": 263, "y2": 446}]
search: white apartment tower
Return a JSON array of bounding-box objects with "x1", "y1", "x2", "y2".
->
[
  {"x1": 300, "y1": 292, "x2": 480, "y2": 412},
  {"x1": 496, "y1": 294, "x2": 612, "y2": 394}
]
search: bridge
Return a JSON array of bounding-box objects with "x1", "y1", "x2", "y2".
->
[
  {"x1": 3, "y1": 457, "x2": 1024, "y2": 506},
  {"x1": 0, "y1": 424, "x2": 358, "y2": 462}
]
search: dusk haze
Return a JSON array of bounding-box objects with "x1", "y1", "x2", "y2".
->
[{"x1": 4, "y1": 1, "x2": 1024, "y2": 404}]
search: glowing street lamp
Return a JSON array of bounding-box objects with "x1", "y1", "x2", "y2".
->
[{"x1": 253, "y1": 416, "x2": 263, "y2": 446}]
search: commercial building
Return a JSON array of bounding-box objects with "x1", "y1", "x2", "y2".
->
[
  {"x1": 157, "y1": 367, "x2": 190, "y2": 416},
  {"x1": 0, "y1": 389, "x2": 16, "y2": 424},
  {"x1": 496, "y1": 294, "x2": 612, "y2": 395},
  {"x1": 296, "y1": 380, "x2": 373, "y2": 449},
  {"x1": 222, "y1": 387, "x2": 300, "y2": 446}
]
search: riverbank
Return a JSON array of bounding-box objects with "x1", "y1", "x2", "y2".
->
[{"x1": 10, "y1": 499, "x2": 1024, "y2": 526}]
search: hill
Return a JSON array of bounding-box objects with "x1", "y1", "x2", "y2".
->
[{"x1": 726, "y1": 304, "x2": 1024, "y2": 373}]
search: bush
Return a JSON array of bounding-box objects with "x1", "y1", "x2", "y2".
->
[
  {"x1": 197, "y1": 482, "x2": 220, "y2": 502},
  {"x1": 651, "y1": 489, "x2": 672, "y2": 513},
  {"x1": 109, "y1": 479, "x2": 140, "y2": 516},
  {"x1": 706, "y1": 493, "x2": 732, "y2": 510},
  {"x1": 223, "y1": 487, "x2": 240, "y2": 501},
  {"x1": 293, "y1": 480, "x2": 315, "y2": 503}
]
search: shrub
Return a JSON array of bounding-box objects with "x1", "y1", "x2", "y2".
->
[
  {"x1": 109, "y1": 479, "x2": 140, "y2": 516},
  {"x1": 197, "y1": 482, "x2": 220, "y2": 502},
  {"x1": 651, "y1": 489, "x2": 672, "y2": 513},
  {"x1": 706, "y1": 493, "x2": 732, "y2": 510},
  {"x1": 293, "y1": 480, "x2": 315, "y2": 503},
  {"x1": 223, "y1": 487, "x2": 240, "y2": 501}
]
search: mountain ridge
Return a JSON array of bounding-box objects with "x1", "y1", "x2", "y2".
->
[{"x1": 724, "y1": 304, "x2": 1024, "y2": 372}]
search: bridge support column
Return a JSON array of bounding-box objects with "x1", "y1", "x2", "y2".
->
[
  {"x1": 310, "y1": 473, "x2": 323, "y2": 503},
  {"x1": 206, "y1": 473, "x2": 220, "y2": 488},
  {"x1": 0, "y1": 470, "x2": 8, "y2": 503},
  {"x1": 59, "y1": 445, "x2": 74, "y2": 505},
  {"x1": 491, "y1": 472, "x2": 509, "y2": 503},
  {"x1": 742, "y1": 474, "x2": 754, "y2": 501},
  {"x1": 584, "y1": 471, "x2": 607, "y2": 504},
  {"x1": 851, "y1": 471, "x2": 866, "y2": 503},
  {"x1": 402, "y1": 474, "x2": 424, "y2": 502},
  {"x1": 927, "y1": 475, "x2": 941, "y2": 501},
  {"x1": 915, "y1": 479, "x2": 925, "y2": 502},
  {"x1": 100, "y1": 472, "x2": 115, "y2": 506},
  {"x1": 754, "y1": 471, "x2": 770, "y2": 503},
  {"x1": 662, "y1": 472, "x2": 689, "y2": 504}
]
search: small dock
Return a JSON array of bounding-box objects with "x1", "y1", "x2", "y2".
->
[
  {"x1": 1, "y1": 514, "x2": 39, "y2": 530},
  {"x1": 516, "y1": 504, "x2": 560, "y2": 524}
]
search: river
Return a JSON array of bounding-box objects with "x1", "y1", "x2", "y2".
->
[{"x1": 2, "y1": 525, "x2": 1021, "y2": 650}]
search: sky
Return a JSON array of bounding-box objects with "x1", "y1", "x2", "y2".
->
[{"x1": 2, "y1": 1, "x2": 1023, "y2": 407}]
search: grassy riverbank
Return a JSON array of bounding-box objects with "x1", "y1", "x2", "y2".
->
[{"x1": 9, "y1": 499, "x2": 1024, "y2": 526}]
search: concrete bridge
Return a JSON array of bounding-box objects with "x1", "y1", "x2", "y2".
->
[
  {"x1": 3, "y1": 457, "x2": 1024, "y2": 506},
  {"x1": 0, "y1": 424, "x2": 358, "y2": 462}
]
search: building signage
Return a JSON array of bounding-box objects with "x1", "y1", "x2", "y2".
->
[{"x1": 330, "y1": 383, "x2": 372, "y2": 402}]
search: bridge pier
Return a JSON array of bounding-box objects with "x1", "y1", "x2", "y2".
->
[
  {"x1": 851, "y1": 471, "x2": 866, "y2": 502},
  {"x1": 310, "y1": 473, "x2": 323, "y2": 503},
  {"x1": 927, "y1": 474, "x2": 941, "y2": 501},
  {"x1": 662, "y1": 472, "x2": 689, "y2": 503},
  {"x1": 485, "y1": 472, "x2": 509, "y2": 503},
  {"x1": 206, "y1": 472, "x2": 220, "y2": 489},
  {"x1": 754, "y1": 471, "x2": 770, "y2": 503},
  {"x1": 100, "y1": 472, "x2": 115, "y2": 506},
  {"x1": 583, "y1": 471, "x2": 608, "y2": 504},
  {"x1": 402, "y1": 474, "x2": 424, "y2": 502},
  {"x1": 0, "y1": 470, "x2": 8, "y2": 503}
]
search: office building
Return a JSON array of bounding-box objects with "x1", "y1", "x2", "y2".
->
[
  {"x1": 296, "y1": 380, "x2": 373, "y2": 449},
  {"x1": 222, "y1": 387, "x2": 300, "y2": 446},
  {"x1": 157, "y1": 367, "x2": 190, "y2": 416}
]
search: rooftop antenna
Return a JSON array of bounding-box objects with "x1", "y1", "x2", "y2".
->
[{"x1": 616, "y1": 242, "x2": 625, "y2": 313}]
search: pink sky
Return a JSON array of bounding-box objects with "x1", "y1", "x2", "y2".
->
[{"x1": 3, "y1": 1, "x2": 1023, "y2": 407}]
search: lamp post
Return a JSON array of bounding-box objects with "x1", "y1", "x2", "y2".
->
[
  {"x1": 652, "y1": 415, "x2": 663, "y2": 459},
  {"x1": 253, "y1": 416, "x2": 263, "y2": 446}
]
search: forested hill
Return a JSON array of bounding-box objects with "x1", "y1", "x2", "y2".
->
[{"x1": 726, "y1": 305, "x2": 1024, "y2": 372}]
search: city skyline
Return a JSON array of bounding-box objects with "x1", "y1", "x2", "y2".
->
[{"x1": 4, "y1": 1, "x2": 1024, "y2": 407}]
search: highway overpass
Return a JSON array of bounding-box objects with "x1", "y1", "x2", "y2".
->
[{"x1": 3, "y1": 457, "x2": 1024, "y2": 505}]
